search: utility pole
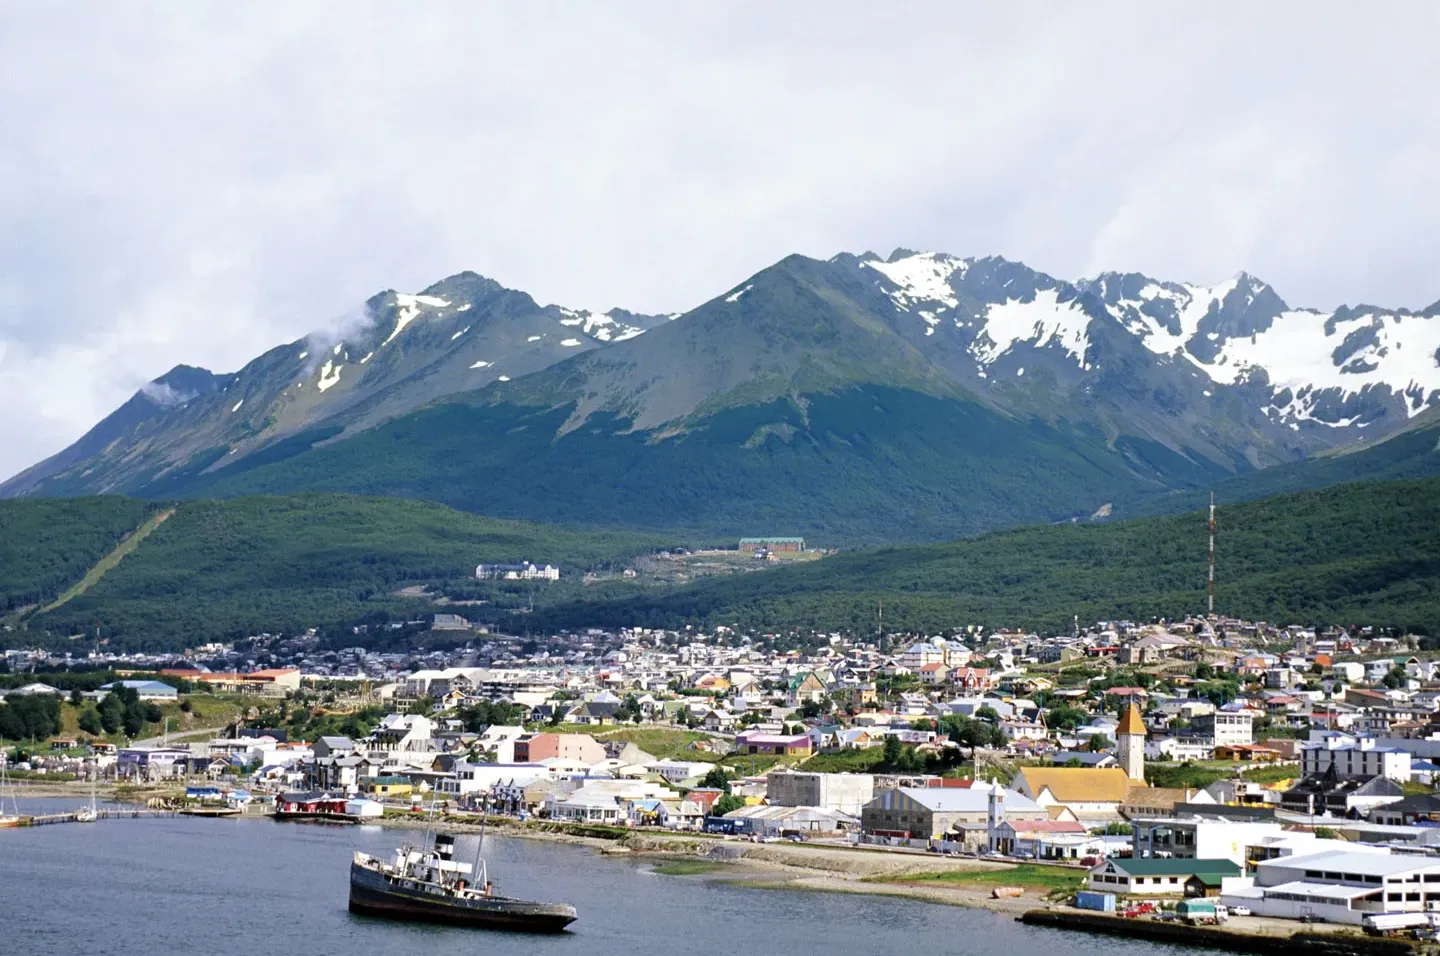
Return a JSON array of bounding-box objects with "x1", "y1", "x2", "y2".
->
[{"x1": 1208, "y1": 492, "x2": 1217, "y2": 620}]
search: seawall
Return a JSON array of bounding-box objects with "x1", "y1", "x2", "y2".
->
[{"x1": 1019, "y1": 911, "x2": 1420, "y2": 956}]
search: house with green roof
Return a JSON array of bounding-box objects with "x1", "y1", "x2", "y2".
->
[{"x1": 1088, "y1": 856, "x2": 1241, "y2": 896}]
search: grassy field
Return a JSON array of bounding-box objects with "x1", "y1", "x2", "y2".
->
[
  {"x1": 891, "y1": 863, "x2": 1086, "y2": 893},
  {"x1": 799, "y1": 749, "x2": 888, "y2": 773},
  {"x1": 592, "y1": 727, "x2": 713, "y2": 760},
  {"x1": 1145, "y1": 760, "x2": 1299, "y2": 790}
]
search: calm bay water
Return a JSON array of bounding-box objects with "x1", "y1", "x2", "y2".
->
[{"x1": 1, "y1": 799, "x2": 1224, "y2": 955}]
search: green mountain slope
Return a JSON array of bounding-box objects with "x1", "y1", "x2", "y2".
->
[
  {"x1": 7, "y1": 495, "x2": 672, "y2": 652},
  {"x1": 1131, "y1": 410, "x2": 1440, "y2": 517},
  {"x1": 0, "y1": 497, "x2": 160, "y2": 613},
  {"x1": 528, "y1": 478, "x2": 1440, "y2": 636},
  {"x1": 175, "y1": 386, "x2": 1237, "y2": 544}
]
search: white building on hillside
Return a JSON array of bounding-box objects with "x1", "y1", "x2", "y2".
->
[{"x1": 1302, "y1": 737, "x2": 1412, "y2": 782}]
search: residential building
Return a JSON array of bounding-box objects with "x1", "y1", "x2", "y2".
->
[
  {"x1": 1280, "y1": 767, "x2": 1405, "y2": 817},
  {"x1": 1193, "y1": 710, "x2": 1255, "y2": 747},
  {"x1": 1301, "y1": 738, "x2": 1412, "y2": 782},
  {"x1": 513, "y1": 732, "x2": 605, "y2": 765}
]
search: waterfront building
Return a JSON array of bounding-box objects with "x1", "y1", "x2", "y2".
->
[
  {"x1": 1087, "y1": 857, "x2": 1241, "y2": 895},
  {"x1": 1221, "y1": 847, "x2": 1436, "y2": 924}
]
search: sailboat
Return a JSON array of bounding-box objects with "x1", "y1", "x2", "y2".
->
[
  {"x1": 0, "y1": 753, "x2": 23, "y2": 828},
  {"x1": 74, "y1": 774, "x2": 99, "y2": 823}
]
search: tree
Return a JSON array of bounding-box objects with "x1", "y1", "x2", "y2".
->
[
  {"x1": 122, "y1": 705, "x2": 145, "y2": 738},
  {"x1": 975, "y1": 705, "x2": 999, "y2": 724},
  {"x1": 1046, "y1": 706, "x2": 1086, "y2": 732},
  {"x1": 78, "y1": 707, "x2": 104, "y2": 736},
  {"x1": 712, "y1": 793, "x2": 745, "y2": 816},
  {"x1": 98, "y1": 693, "x2": 124, "y2": 734},
  {"x1": 1383, "y1": 665, "x2": 1408, "y2": 690},
  {"x1": 701, "y1": 766, "x2": 732, "y2": 792},
  {"x1": 1085, "y1": 734, "x2": 1107, "y2": 753},
  {"x1": 69, "y1": 688, "x2": 85, "y2": 707},
  {"x1": 883, "y1": 733, "x2": 903, "y2": 767}
]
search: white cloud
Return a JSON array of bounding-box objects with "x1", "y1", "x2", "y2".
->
[{"x1": 1, "y1": 2, "x2": 1439, "y2": 479}]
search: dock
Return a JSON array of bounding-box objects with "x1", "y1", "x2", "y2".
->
[{"x1": 19, "y1": 808, "x2": 180, "y2": 826}]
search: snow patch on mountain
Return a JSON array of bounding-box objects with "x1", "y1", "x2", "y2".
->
[
  {"x1": 973, "y1": 289, "x2": 1092, "y2": 368},
  {"x1": 1107, "y1": 277, "x2": 1241, "y2": 356},
  {"x1": 556, "y1": 308, "x2": 648, "y2": 343},
  {"x1": 450, "y1": 326, "x2": 469, "y2": 341},
  {"x1": 1211, "y1": 308, "x2": 1440, "y2": 421},
  {"x1": 381, "y1": 293, "x2": 450, "y2": 347},
  {"x1": 470, "y1": 360, "x2": 491, "y2": 369},
  {"x1": 862, "y1": 252, "x2": 966, "y2": 310},
  {"x1": 316, "y1": 360, "x2": 342, "y2": 393},
  {"x1": 725, "y1": 284, "x2": 753, "y2": 303}
]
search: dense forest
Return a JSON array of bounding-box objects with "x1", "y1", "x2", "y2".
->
[
  {"x1": 526, "y1": 477, "x2": 1440, "y2": 636},
  {"x1": 4, "y1": 494, "x2": 673, "y2": 652},
  {"x1": 3, "y1": 478, "x2": 1438, "y2": 652},
  {"x1": 0, "y1": 497, "x2": 158, "y2": 613}
]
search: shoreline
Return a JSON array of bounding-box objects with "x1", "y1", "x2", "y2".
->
[{"x1": 12, "y1": 789, "x2": 1382, "y2": 948}]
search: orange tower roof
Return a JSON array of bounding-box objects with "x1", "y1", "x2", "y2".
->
[{"x1": 1117, "y1": 702, "x2": 1146, "y2": 735}]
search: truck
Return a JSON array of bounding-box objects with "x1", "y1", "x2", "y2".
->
[
  {"x1": 1176, "y1": 900, "x2": 1228, "y2": 925},
  {"x1": 1362, "y1": 913, "x2": 1438, "y2": 936}
]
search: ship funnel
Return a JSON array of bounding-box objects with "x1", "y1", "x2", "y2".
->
[{"x1": 435, "y1": 833, "x2": 456, "y2": 861}]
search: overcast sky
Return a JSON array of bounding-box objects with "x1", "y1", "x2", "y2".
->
[{"x1": 2, "y1": 2, "x2": 1438, "y2": 480}]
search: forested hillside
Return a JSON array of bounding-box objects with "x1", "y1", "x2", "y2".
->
[
  {"x1": 6, "y1": 495, "x2": 672, "y2": 652},
  {"x1": 0, "y1": 497, "x2": 159, "y2": 612},
  {"x1": 528, "y1": 478, "x2": 1440, "y2": 636}
]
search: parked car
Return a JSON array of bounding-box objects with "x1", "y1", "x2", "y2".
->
[{"x1": 1230, "y1": 906, "x2": 1251, "y2": 917}]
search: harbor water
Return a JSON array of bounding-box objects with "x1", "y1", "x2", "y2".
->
[{"x1": 0, "y1": 800, "x2": 1229, "y2": 955}]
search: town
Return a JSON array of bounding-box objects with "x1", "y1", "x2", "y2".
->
[{"x1": 5, "y1": 614, "x2": 1440, "y2": 935}]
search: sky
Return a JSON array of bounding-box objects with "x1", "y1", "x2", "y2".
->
[{"x1": 1, "y1": 2, "x2": 1438, "y2": 480}]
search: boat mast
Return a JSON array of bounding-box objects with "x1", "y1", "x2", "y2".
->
[{"x1": 471, "y1": 792, "x2": 489, "y2": 888}]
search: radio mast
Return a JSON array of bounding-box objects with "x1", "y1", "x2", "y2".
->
[{"x1": 1207, "y1": 492, "x2": 1216, "y2": 619}]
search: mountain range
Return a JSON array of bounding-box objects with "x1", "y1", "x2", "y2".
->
[{"x1": 6, "y1": 251, "x2": 1440, "y2": 543}]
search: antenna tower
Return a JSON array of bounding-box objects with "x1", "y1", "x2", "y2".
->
[{"x1": 1207, "y1": 492, "x2": 1216, "y2": 619}]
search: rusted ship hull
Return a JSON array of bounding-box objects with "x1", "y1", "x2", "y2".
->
[{"x1": 348, "y1": 861, "x2": 577, "y2": 932}]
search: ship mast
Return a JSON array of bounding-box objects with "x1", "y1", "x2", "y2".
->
[{"x1": 471, "y1": 792, "x2": 490, "y2": 888}]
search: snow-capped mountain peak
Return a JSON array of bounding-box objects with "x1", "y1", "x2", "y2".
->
[{"x1": 861, "y1": 251, "x2": 968, "y2": 310}]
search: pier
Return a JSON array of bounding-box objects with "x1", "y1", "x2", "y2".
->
[{"x1": 19, "y1": 808, "x2": 179, "y2": 826}]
